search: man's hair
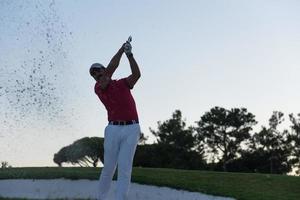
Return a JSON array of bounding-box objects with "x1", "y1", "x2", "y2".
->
[{"x1": 89, "y1": 63, "x2": 105, "y2": 76}]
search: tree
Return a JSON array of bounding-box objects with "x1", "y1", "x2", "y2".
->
[
  {"x1": 88, "y1": 137, "x2": 104, "y2": 166},
  {"x1": 250, "y1": 111, "x2": 295, "y2": 174},
  {"x1": 134, "y1": 144, "x2": 158, "y2": 167},
  {"x1": 149, "y1": 110, "x2": 205, "y2": 169},
  {"x1": 289, "y1": 113, "x2": 300, "y2": 174},
  {"x1": 1, "y1": 161, "x2": 12, "y2": 169},
  {"x1": 53, "y1": 146, "x2": 68, "y2": 167},
  {"x1": 53, "y1": 137, "x2": 104, "y2": 167},
  {"x1": 138, "y1": 132, "x2": 148, "y2": 145},
  {"x1": 195, "y1": 107, "x2": 257, "y2": 171},
  {"x1": 150, "y1": 110, "x2": 198, "y2": 151},
  {"x1": 134, "y1": 143, "x2": 204, "y2": 169}
]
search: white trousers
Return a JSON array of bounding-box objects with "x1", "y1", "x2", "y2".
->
[{"x1": 98, "y1": 124, "x2": 141, "y2": 200}]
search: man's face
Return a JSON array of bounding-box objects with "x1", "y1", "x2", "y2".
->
[
  {"x1": 91, "y1": 67, "x2": 110, "y2": 85},
  {"x1": 91, "y1": 67, "x2": 105, "y2": 81}
]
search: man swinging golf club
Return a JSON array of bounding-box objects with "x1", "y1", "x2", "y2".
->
[{"x1": 89, "y1": 36, "x2": 141, "y2": 200}]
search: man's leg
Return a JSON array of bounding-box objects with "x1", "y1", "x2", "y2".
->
[
  {"x1": 98, "y1": 125, "x2": 120, "y2": 200},
  {"x1": 116, "y1": 124, "x2": 140, "y2": 200}
]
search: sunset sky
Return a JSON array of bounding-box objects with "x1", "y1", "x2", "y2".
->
[{"x1": 0, "y1": 0, "x2": 300, "y2": 167}]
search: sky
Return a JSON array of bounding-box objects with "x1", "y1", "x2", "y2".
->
[{"x1": 0, "y1": 0, "x2": 300, "y2": 167}]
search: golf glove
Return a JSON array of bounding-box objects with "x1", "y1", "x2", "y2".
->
[{"x1": 124, "y1": 42, "x2": 132, "y2": 56}]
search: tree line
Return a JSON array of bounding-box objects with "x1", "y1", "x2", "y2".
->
[{"x1": 53, "y1": 106, "x2": 300, "y2": 175}]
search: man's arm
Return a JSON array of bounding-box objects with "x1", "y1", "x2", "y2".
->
[
  {"x1": 105, "y1": 45, "x2": 124, "y2": 78},
  {"x1": 126, "y1": 53, "x2": 141, "y2": 89}
]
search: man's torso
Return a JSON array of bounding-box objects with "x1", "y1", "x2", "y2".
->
[{"x1": 95, "y1": 78, "x2": 138, "y2": 121}]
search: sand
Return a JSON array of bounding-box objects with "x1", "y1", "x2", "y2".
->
[{"x1": 0, "y1": 179, "x2": 235, "y2": 200}]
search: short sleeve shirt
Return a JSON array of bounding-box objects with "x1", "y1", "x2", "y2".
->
[{"x1": 95, "y1": 78, "x2": 139, "y2": 121}]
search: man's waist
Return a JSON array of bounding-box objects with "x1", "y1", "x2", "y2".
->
[
  {"x1": 107, "y1": 109, "x2": 139, "y2": 123},
  {"x1": 108, "y1": 120, "x2": 139, "y2": 126}
]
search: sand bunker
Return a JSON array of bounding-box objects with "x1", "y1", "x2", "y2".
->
[{"x1": 0, "y1": 179, "x2": 235, "y2": 200}]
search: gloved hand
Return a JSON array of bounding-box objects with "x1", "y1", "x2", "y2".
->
[{"x1": 124, "y1": 42, "x2": 132, "y2": 56}]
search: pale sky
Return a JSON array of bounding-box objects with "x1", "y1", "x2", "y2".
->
[{"x1": 0, "y1": 0, "x2": 300, "y2": 167}]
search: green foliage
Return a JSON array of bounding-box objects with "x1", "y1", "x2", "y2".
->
[
  {"x1": 149, "y1": 110, "x2": 205, "y2": 169},
  {"x1": 134, "y1": 143, "x2": 205, "y2": 169},
  {"x1": 289, "y1": 113, "x2": 300, "y2": 174},
  {"x1": 53, "y1": 137, "x2": 104, "y2": 167},
  {"x1": 0, "y1": 161, "x2": 12, "y2": 169},
  {"x1": 150, "y1": 110, "x2": 197, "y2": 150},
  {"x1": 249, "y1": 111, "x2": 295, "y2": 174},
  {"x1": 53, "y1": 147, "x2": 68, "y2": 167},
  {"x1": 138, "y1": 133, "x2": 147, "y2": 145},
  {"x1": 52, "y1": 108, "x2": 300, "y2": 175},
  {"x1": 195, "y1": 106, "x2": 257, "y2": 171}
]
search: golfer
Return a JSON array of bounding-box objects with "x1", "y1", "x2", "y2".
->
[{"x1": 89, "y1": 39, "x2": 141, "y2": 200}]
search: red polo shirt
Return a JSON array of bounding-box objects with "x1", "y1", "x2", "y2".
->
[{"x1": 95, "y1": 78, "x2": 139, "y2": 121}]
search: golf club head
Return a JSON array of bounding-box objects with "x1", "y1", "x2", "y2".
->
[{"x1": 127, "y1": 36, "x2": 132, "y2": 43}]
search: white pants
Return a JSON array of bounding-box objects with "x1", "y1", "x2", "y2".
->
[{"x1": 98, "y1": 124, "x2": 141, "y2": 200}]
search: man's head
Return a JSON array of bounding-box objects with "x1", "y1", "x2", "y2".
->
[
  {"x1": 90, "y1": 63, "x2": 106, "y2": 81},
  {"x1": 89, "y1": 63, "x2": 111, "y2": 88}
]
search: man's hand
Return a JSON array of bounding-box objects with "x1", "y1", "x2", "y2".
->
[
  {"x1": 124, "y1": 42, "x2": 132, "y2": 56},
  {"x1": 121, "y1": 36, "x2": 140, "y2": 89}
]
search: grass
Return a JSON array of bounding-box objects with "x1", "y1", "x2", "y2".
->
[{"x1": 0, "y1": 167, "x2": 300, "y2": 200}]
